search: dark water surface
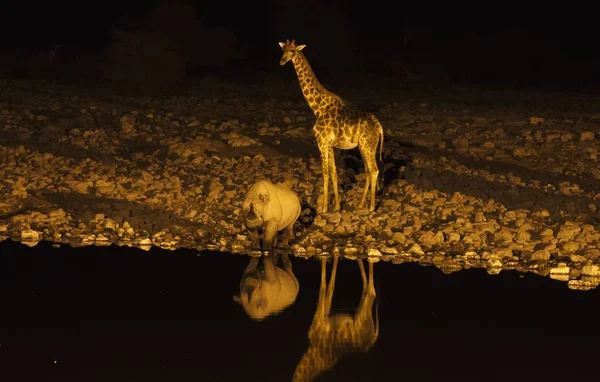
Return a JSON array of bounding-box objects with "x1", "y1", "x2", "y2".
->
[{"x1": 1, "y1": 240, "x2": 599, "y2": 382}]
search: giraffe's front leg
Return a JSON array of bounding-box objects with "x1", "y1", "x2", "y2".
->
[
  {"x1": 319, "y1": 146, "x2": 330, "y2": 214},
  {"x1": 358, "y1": 176, "x2": 371, "y2": 210},
  {"x1": 368, "y1": 171, "x2": 379, "y2": 212},
  {"x1": 328, "y1": 147, "x2": 340, "y2": 212}
]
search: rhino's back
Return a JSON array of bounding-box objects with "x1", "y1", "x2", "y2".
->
[
  {"x1": 272, "y1": 183, "x2": 301, "y2": 229},
  {"x1": 267, "y1": 267, "x2": 300, "y2": 311}
]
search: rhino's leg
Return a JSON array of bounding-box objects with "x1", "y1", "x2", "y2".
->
[
  {"x1": 263, "y1": 255, "x2": 278, "y2": 282},
  {"x1": 243, "y1": 257, "x2": 260, "y2": 275},
  {"x1": 263, "y1": 220, "x2": 279, "y2": 251},
  {"x1": 250, "y1": 229, "x2": 260, "y2": 250},
  {"x1": 281, "y1": 250, "x2": 293, "y2": 273},
  {"x1": 271, "y1": 247, "x2": 281, "y2": 266},
  {"x1": 280, "y1": 223, "x2": 294, "y2": 248}
]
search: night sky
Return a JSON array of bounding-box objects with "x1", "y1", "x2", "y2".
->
[{"x1": 1, "y1": 1, "x2": 599, "y2": 88}]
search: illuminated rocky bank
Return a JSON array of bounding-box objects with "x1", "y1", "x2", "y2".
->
[{"x1": 1, "y1": 81, "x2": 599, "y2": 291}]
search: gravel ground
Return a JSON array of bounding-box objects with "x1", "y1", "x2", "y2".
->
[{"x1": 1, "y1": 80, "x2": 600, "y2": 291}]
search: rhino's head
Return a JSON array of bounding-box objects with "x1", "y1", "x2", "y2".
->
[
  {"x1": 243, "y1": 195, "x2": 268, "y2": 228},
  {"x1": 233, "y1": 275, "x2": 271, "y2": 321}
]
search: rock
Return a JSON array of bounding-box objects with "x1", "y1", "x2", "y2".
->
[
  {"x1": 494, "y1": 229, "x2": 514, "y2": 243},
  {"x1": 185, "y1": 210, "x2": 198, "y2": 219},
  {"x1": 367, "y1": 247, "x2": 382, "y2": 263},
  {"x1": 49, "y1": 209, "x2": 66, "y2": 219},
  {"x1": 529, "y1": 116, "x2": 544, "y2": 125},
  {"x1": 446, "y1": 232, "x2": 461, "y2": 243},
  {"x1": 562, "y1": 241, "x2": 580, "y2": 253},
  {"x1": 418, "y1": 230, "x2": 444, "y2": 247},
  {"x1": 531, "y1": 249, "x2": 550, "y2": 261},
  {"x1": 138, "y1": 238, "x2": 152, "y2": 246},
  {"x1": 493, "y1": 248, "x2": 513, "y2": 258},
  {"x1": 580, "y1": 131, "x2": 595, "y2": 142},
  {"x1": 21, "y1": 229, "x2": 40, "y2": 242},
  {"x1": 570, "y1": 254, "x2": 588, "y2": 263},
  {"x1": 95, "y1": 180, "x2": 115, "y2": 195},
  {"x1": 513, "y1": 147, "x2": 534, "y2": 157},
  {"x1": 81, "y1": 234, "x2": 96, "y2": 244},
  {"x1": 391, "y1": 232, "x2": 407, "y2": 244},
  {"x1": 581, "y1": 262, "x2": 600, "y2": 277},
  {"x1": 103, "y1": 219, "x2": 118, "y2": 231},
  {"x1": 550, "y1": 264, "x2": 570, "y2": 281},
  {"x1": 313, "y1": 215, "x2": 327, "y2": 228},
  {"x1": 452, "y1": 138, "x2": 470, "y2": 149},
  {"x1": 408, "y1": 243, "x2": 424, "y2": 256},
  {"x1": 557, "y1": 223, "x2": 581, "y2": 242}
]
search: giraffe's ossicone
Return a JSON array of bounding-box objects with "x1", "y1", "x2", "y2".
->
[{"x1": 279, "y1": 40, "x2": 384, "y2": 213}]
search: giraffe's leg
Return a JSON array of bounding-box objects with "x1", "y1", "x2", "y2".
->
[
  {"x1": 359, "y1": 142, "x2": 380, "y2": 212},
  {"x1": 357, "y1": 148, "x2": 371, "y2": 210},
  {"x1": 316, "y1": 257, "x2": 328, "y2": 320},
  {"x1": 357, "y1": 258, "x2": 367, "y2": 290},
  {"x1": 358, "y1": 176, "x2": 371, "y2": 210},
  {"x1": 325, "y1": 256, "x2": 339, "y2": 315},
  {"x1": 318, "y1": 146, "x2": 330, "y2": 214},
  {"x1": 368, "y1": 164, "x2": 379, "y2": 212},
  {"x1": 368, "y1": 261, "x2": 375, "y2": 295},
  {"x1": 328, "y1": 147, "x2": 340, "y2": 212}
]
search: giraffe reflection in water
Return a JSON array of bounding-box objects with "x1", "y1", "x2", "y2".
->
[
  {"x1": 293, "y1": 256, "x2": 379, "y2": 382},
  {"x1": 233, "y1": 250, "x2": 299, "y2": 321}
]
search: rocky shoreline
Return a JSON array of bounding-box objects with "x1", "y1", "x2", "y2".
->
[{"x1": 1, "y1": 80, "x2": 600, "y2": 291}]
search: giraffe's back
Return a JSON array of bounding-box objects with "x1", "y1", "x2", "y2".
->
[{"x1": 314, "y1": 106, "x2": 381, "y2": 150}]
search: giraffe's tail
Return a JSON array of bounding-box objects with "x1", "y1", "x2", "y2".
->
[
  {"x1": 368, "y1": 114, "x2": 384, "y2": 162},
  {"x1": 371, "y1": 300, "x2": 380, "y2": 347},
  {"x1": 376, "y1": 119, "x2": 384, "y2": 162}
]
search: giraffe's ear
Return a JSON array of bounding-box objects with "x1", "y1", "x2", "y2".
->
[
  {"x1": 279, "y1": 42, "x2": 285, "y2": 49},
  {"x1": 296, "y1": 44, "x2": 306, "y2": 51}
]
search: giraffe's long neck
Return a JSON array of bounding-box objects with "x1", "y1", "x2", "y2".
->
[
  {"x1": 291, "y1": 51, "x2": 344, "y2": 117},
  {"x1": 292, "y1": 338, "x2": 337, "y2": 382}
]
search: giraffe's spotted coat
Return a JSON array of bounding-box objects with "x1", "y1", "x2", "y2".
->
[{"x1": 279, "y1": 40, "x2": 384, "y2": 213}]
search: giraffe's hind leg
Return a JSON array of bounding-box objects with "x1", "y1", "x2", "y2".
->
[
  {"x1": 358, "y1": 139, "x2": 380, "y2": 211},
  {"x1": 318, "y1": 145, "x2": 331, "y2": 214},
  {"x1": 328, "y1": 147, "x2": 341, "y2": 212},
  {"x1": 358, "y1": 173, "x2": 371, "y2": 210}
]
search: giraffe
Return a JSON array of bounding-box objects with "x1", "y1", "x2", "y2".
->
[
  {"x1": 279, "y1": 40, "x2": 384, "y2": 214},
  {"x1": 292, "y1": 256, "x2": 379, "y2": 382}
]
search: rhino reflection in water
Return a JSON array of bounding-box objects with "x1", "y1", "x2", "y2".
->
[
  {"x1": 233, "y1": 251, "x2": 299, "y2": 321},
  {"x1": 293, "y1": 256, "x2": 379, "y2": 382}
]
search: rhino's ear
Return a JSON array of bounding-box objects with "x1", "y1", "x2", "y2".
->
[
  {"x1": 259, "y1": 193, "x2": 269, "y2": 204},
  {"x1": 233, "y1": 295, "x2": 241, "y2": 304}
]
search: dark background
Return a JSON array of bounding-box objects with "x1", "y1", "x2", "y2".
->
[{"x1": 1, "y1": 0, "x2": 599, "y2": 92}]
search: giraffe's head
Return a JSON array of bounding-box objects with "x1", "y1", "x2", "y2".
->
[{"x1": 278, "y1": 39, "x2": 306, "y2": 66}]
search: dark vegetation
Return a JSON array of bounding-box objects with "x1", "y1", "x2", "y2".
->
[{"x1": 0, "y1": 1, "x2": 599, "y2": 96}]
